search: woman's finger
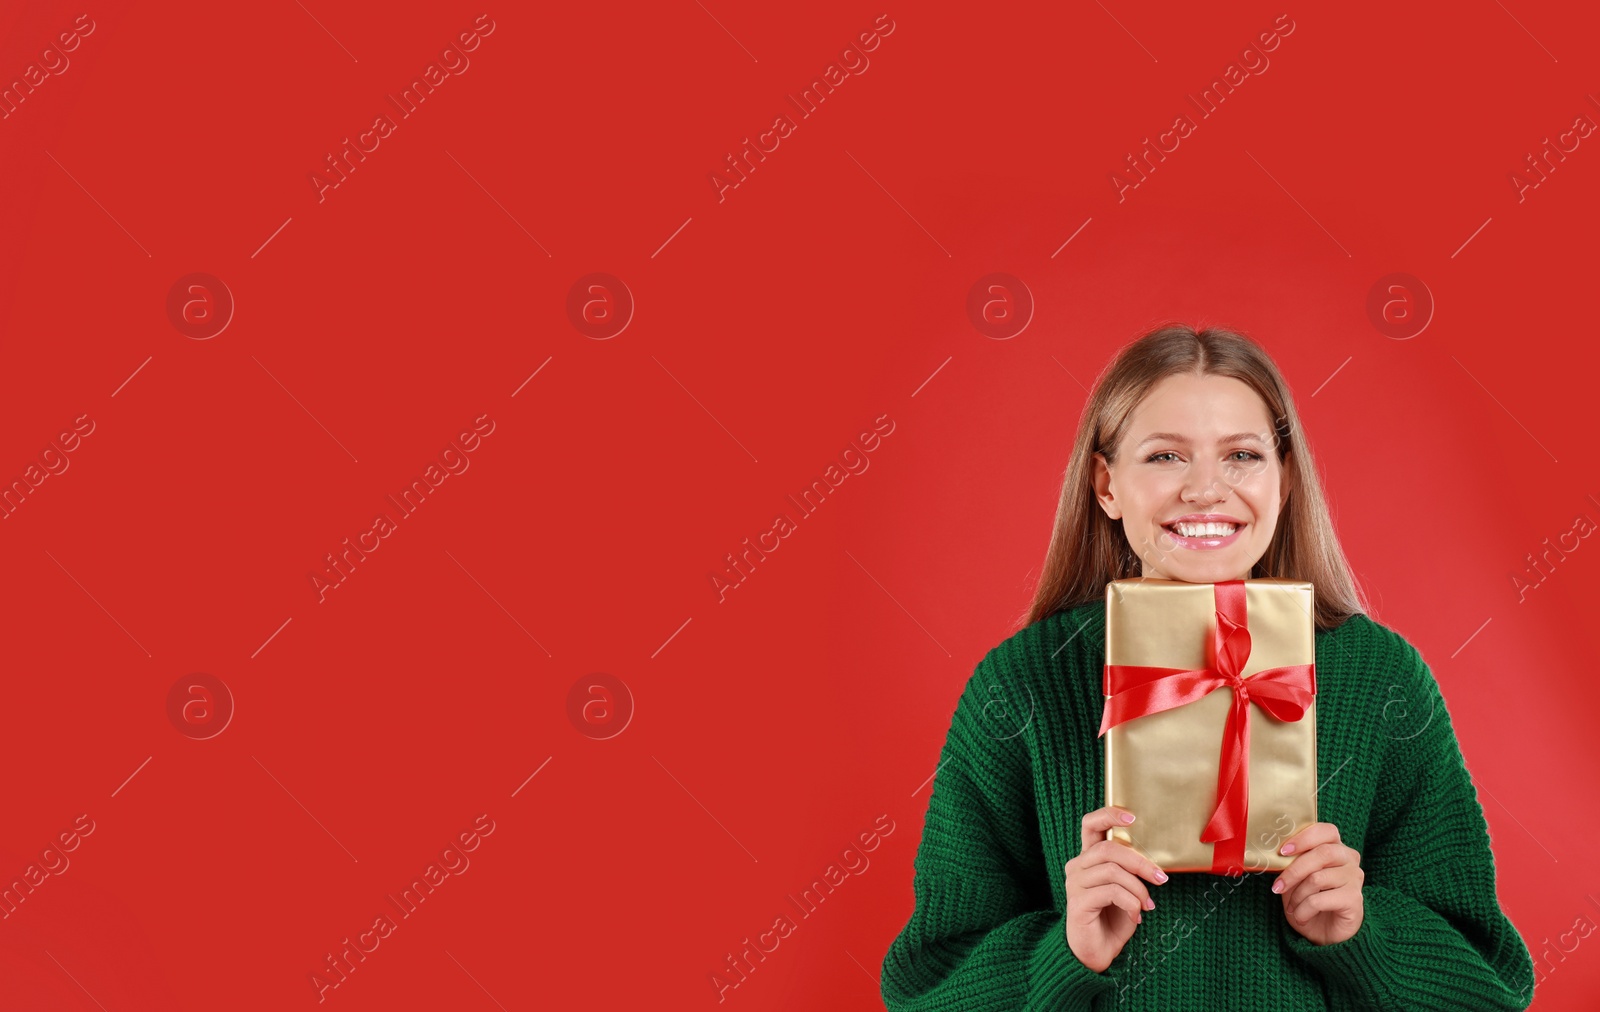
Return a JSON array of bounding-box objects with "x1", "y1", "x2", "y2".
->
[
  {"x1": 1288, "y1": 884, "x2": 1350, "y2": 925},
  {"x1": 1080, "y1": 806, "x2": 1137, "y2": 852},
  {"x1": 1077, "y1": 882, "x2": 1144, "y2": 925},
  {"x1": 1270, "y1": 841, "x2": 1353, "y2": 899},
  {"x1": 1277, "y1": 820, "x2": 1341, "y2": 858},
  {"x1": 1073, "y1": 859, "x2": 1154, "y2": 911},
  {"x1": 1083, "y1": 837, "x2": 1169, "y2": 887},
  {"x1": 1282, "y1": 865, "x2": 1347, "y2": 911}
]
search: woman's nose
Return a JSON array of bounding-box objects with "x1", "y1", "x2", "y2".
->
[{"x1": 1183, "y1": 463, "x2": 1233, "y2": 505}]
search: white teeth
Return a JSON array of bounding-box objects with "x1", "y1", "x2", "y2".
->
[{"x1": 1171, "y1": 521, "x2": 1238, "y2": 538}]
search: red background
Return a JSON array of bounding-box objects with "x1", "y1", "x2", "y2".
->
[{"x1": 1, "y1": 2, "x2": 1596, "y2": 1008}]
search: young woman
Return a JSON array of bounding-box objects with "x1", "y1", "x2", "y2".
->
[{"x1": 880, "y1": 325, "x2": 1536, "y2": 1009}]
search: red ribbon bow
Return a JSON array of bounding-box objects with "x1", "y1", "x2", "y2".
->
[{"x1": 1098, "y1": 580, "x2": 1316, "y2": 873}]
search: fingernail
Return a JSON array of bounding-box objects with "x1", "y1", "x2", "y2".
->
[
  {"x1": 1271, "y1": 878, "x2": 1284, "y2": 894},
  {"x1": 1136, "y1": 910, "x2": 1142, "y2": 924},
  {"x1": 1143, "y1": 896, "x2": 1156, "y2": 910},
  {"x1": 1280, "y1": 843, "x2": 1295, "y2": 855},
  {"x1": 1155, "y1": 870, "x2": 1169, "y2": 883},
  {"x1": 1120, "y1": 812, "x2": 1136, "y2": 824}
]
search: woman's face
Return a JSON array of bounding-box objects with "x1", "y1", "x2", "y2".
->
[{"x1": 1092, "y1": 372, "x2": 1293, "y2": 583}]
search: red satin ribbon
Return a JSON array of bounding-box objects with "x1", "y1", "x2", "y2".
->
[{"x1": 1098, "y1": 580, "x2": 1316, "y2": 873}]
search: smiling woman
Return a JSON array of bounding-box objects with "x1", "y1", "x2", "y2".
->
[
  {"x1": 1031, "y1": 325, "x2": 1361, "y2": 631},
  {"x1": 881, "y1": 324, "x2": 1538, "y2": 1011},
  {"x1": 1092, "y1": 372, "x2": 1293, "y2": 585}
]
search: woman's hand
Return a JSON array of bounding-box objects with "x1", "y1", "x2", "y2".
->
[
  {"x1": 1271, "y1": 821, "x2": 1365, "y2": 945},
  {"x1": 1064, "y1": 806, "x2": 1168, "y2": 973}
]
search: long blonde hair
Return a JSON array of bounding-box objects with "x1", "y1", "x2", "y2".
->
[{"x1": 1024, "y1": 323, "x2": 1368, "y2": 631}]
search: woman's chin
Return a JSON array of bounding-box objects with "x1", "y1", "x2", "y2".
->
[{"x1": 1156, "y1": 560, "x2": 1252, "y2": 583}]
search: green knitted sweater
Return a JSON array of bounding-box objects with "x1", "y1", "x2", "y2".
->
[{"x1": 881, "y1": 599, "x2": 1536, "y2": 1010}]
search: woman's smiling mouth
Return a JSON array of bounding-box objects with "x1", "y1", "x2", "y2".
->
[{"x1": 1160, "y1": 516, "x2": 1246, "y2": 548}]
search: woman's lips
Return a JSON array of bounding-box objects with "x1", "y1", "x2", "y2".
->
[{"x1": 1161, "y1": 522, "x2": 1245, "y2": 549}]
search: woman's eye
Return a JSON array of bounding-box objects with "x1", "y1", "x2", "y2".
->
[{"x1": 1144, "y1": 450, "x2": 1263, "y2": 463}]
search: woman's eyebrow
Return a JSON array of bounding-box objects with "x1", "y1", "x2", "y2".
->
[{"x1": 1134, "y1": 431, "x2": 1266, "y2": 448}]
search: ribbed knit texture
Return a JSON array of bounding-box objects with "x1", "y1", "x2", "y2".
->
[{"x1": 881, "y1": 599, "x2": 1537, "y2": 1010}]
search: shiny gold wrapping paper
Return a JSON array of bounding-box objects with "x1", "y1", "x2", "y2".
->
[{"x1": 1103, "y1": 578, "x2": 1317, "y2": 873}]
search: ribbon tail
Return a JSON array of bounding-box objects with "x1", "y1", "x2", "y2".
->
[
  {"x1": 1200, "y1": 690, "x2": 1251, "y2": 845},
  {"x1": 1239, "y1": 665, "x2": 1317, "y2": 722},
  {"x1": 1099, "y1": 666, "x2": 1226, "y2": 736}
]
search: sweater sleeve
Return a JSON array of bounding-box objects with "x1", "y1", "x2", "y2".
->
[
  {"x1": 881, "y1": 653, "x2": 1117, "y2": 1011},
  {"x1": 1280, "y1": 634, "x2": 1537, "y2": 1010}
]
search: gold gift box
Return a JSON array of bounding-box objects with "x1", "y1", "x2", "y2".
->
[{"x1": 1101, "y1": 578, "x2": 1317, "y2": 873}]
